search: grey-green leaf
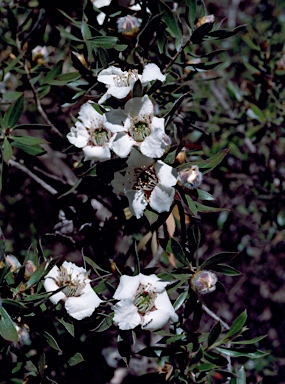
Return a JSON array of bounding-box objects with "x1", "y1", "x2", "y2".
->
[
  {"x1": 0, "y1": 307, "x2": 18, "y2": 342},
  {"x1": 208, "y1": 321, "x2": 222, "y2": 347},
  {"x1": 68, "y1": 352, "x2": 84, "y2": 366}
]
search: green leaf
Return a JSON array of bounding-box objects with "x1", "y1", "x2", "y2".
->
[
  {"x1": 197, "y1": 189, "x2": 215, "y2": 201},
  {"x1": 47, "y1": 72, "x2": 81, "y2": 86},
  {"x1": 185, "y1": 0, "x2": 197, "y2": 28},
  {"x1": 178, "y1": 149, "x2": 230, "y2": 173},
  {"x1": 25, "y1": 261, "x2": 48, "y2": 290},
  {"x1": 2, "y1": 95, "x2": 24, "y2": 129},
  {"x1": 236, "y1": 366, "x2": 246, "y2": 384},
  {"x1": 204, "y1": 351, "x2": 228, "y2": 366},
  {"x1": 159, "y1": 0, "x2": 183, "y2": 50},
  {"x1": 208, "y1": 321, "x2": 222, "y2": 347},
  {"x1": 231, "y1": 335, "x2": 267, "y2": 345},
  {"x1": 0, "y1": 307, "x2": 18, "y2": 342},
  {"x1": 164, "y1": 91, "x2": 191, "y2": 127},
  {"x1": 11, "y1": 142, "x2": 46, "y2": 156},
  {"x1": 207, "y1": 25, "x2": 246, "y2": 40},
  {"x1": 215, "y1": 347, "x2": 269, "y2": 359},
  {"x1": 197, "y1": 362, "x2": 218, "y2": 371},
  {"x1": 185, "y1": 194, "x2": 198, "y2": 217},
  {"x1": 191, "y1": 22, "x2": 214, "y2": 44},
  {"x1": 84, "y1": 256, "x2": 110, "y2": 274},
  {"x1": 224, "y1": 310, "x2": 247, "y2": 339},
  {"x1": 199, "y1": 252, "x2": 238, "y2": 269},
  {"x1": 195, "y1": 202, "x2": 229, "y2": 213},
  {"x1": 10, "y1": 136, "x2": 47, "y2": 146},
  {"x1": 133, "y1": 79, "x2": 143, "y2": 98},
  {"x1": 92, "y1": 315, "x2": 113, "y2": 332},
  {"x1": 44, "y1": 331, "x2": 62, "y2": 352},
  {"x1": 58, "y1": 318, "x2": 74, "y2": 337},
  {"x1": 210, "y1": 264, "x2": 241, "y2": 276},
  {"x1": 90, "y1": 36, "x2": 118, "y2": 48},
  {"x1": 173, "y1": 289, "x2": 188, "y2": 311},
  {"x1": 246, "y1": 104, "x2": 266, "y2": 122},
  {"x1": 2, "y1": 92, "x2": 23, "y2": 101},
  {"x1": 3, "y1": 138, "x2": 13, "y2": 163},
  {"x1": 170, "y1": 237, "x2": 187, "y2": 265},
  {"x1": 39, "y1": 61, "x2": 64, "y2": 85},
  {"x1": 68, "y1": 352, "x2": 84, "y2": 366}
]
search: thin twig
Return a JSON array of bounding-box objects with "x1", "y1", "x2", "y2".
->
[
  {"x1": 202, "y1": 303, "x2": 232, "y2": 381},
  {"x1": 163, "y1": 40, "x2": 190, "y2": 74},
  {"x1": 9, "y1": 158, "x2": 58, "y2": 195},
  {"x1": 23, "y1": 62, "x2": 63, "y2": 137}
]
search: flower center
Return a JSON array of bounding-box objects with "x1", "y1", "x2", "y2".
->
[
  {"x1": 113, "y1": 69, "x2": 138, "y2": 87},
  {"x1": 130, "y1": 115, "x2": 151, "y2": 142},
  {"x1": 91, "y1": 127, "x2": 111, "y2": 146},
  {"x1": 133, "y1": 284, "x2": 157, "y2": 315},
  {"x1": 56, "y1": 266, "x2": 86, "y2": 297},
  {"x1": 133, "y1": 165, "x2": 158, "y2": 198}
]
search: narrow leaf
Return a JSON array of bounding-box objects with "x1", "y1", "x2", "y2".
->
[
  {"x1": 216, "y1": 347, "x2": 269, "y2": 359},
  {"x1": 0, "y1": 307, "x2": 18, "y2": 342},
  {"x1": 199, "y1": 252, "x2": 238, "y2": 269},
  {"x1": 208, "y1": 321, "x2": 222, "y2": 347},
  {"x1": 237, "y1": 366, "x2": 246, "y2": 384},
  {"x1": 224, "y1": 310, "x2": 247, "y2": 339},
  {"x1": 92, "y1": 316, "x2": 113, "y2": 332},
  {"x1": 25, "y1": 261, "x2": 48, "y2": 290},
  {"x1": 44, "y1": 331, "x2": 62, "y2": 352},
  {"x1": 68, "y1": 352, "x2": 84, "y2": 366},
  {"x1": 185, "y1": 194, "x2": 198, "y2": 217},
  {"x1": 2, "y1": 95, "x2": 24, "y2": 129},
  {"x1": 58, "y1": 318, "x2": 74, "y2": 337},
  {"x1": 3, "y1": 138, "x2": 13, "y2": 163},
  {"x1": 170, "y1": 237, "x2": 187, "y2": 265},
  {"x1": 173, "y1": 289, "x2": 188, "y2": 311}
]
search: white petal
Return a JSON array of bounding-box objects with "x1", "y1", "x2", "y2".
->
[
  {"x1": 92, "y1": 0, "x2": 111, "y2": 8},
  {"x1": 98, "y1": 92, "x2": 109, "y2": 105},
  {"x1": 96, "y1": 12, "x2": 106, "y2": 25},
  {"x1": 141, "y1": 63, "x2": 166, "y2": 84},
  {"x1": 113, "y1": 275, "x2": 141, "y2": 300},
  {"x1": 107, "y1": 85, "x2": 132, "y2": 100},
  {"x1": 103, "y1": 110, "x2": 127, "y2": 132},
  {"x1": 62, "y1": 261, "x2": 88, "y2": 282},
  {"x1": 112, "y1": 133, "x2": 134, "y2": 158},
  {"x1": 111, "y1": 171, "x2": 125, "y2": 194},
  {"x1": 125, "y1": 189, "x2": 147, "y2": 219},
  {"x1": 155, "y1": 291, "x2": 178, "y2": 321},
  {"x1": 44, "y1": 266, "x2": 66, "y2": 305},
  {"x1": 140, "y1": 129, "x2": 168, "y2": 158},
  {"x1": 124, "y1": 95, "x2": 153, "y2": 117},
  {"x1": 113, "y1": 299, "x2": 141, "y2": 330},
  {"x1": 67, "y1": 124, "x2": 89, "y2": 148},
  {"x1": 142, "y1": 309, "x2": 171, "y2": 331},
  {"x1": 126, "y1": 148, "x2": 154, "y2": 168},
  {"x1": 155, "y1": 161, "x2": 178, "y2": 187},
  {"x1": 97, "y1": 66, "x2": 124, "y2": 85},
  {"x1": 65, "y1": 285, "x2": 102, "y2": 320},
  {"x1": 149, "y1": 184, "x2": 175, "y2": 213},
  {"x1": 138, "y1": 274, "x2": 168, "y2": 293},
  {"x1": 83, "y1": 145, "x2": 111, "y2": 161},
  {"x1": 78, "y1": 102, "x2": 103, "y2": 123}
]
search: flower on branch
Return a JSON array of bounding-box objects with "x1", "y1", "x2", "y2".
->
[
  {"x1": 177, "y1": 165, "x2": 203, "y2": 189},
  {"x1": 112, "y1": 149, "x2": 178, "y2": 219},
  {"x1": 104, "y1": 95, "x2": 171, "y2": 158},
  {"x1": 44, "y1": 261, "x2": 102, "y2": 320},
  {"x1": 97, "y1": 64, "x2": 166, "y2": 104},
  {"x1": 67, "y1": 102, "x2": 115, "y2": 161},
  {"x1": 113, "y1": 273, "x2": 178, "y2": 331},
  {"x1": 190, "y1": 270, "x2": 218, "y2": 295}
]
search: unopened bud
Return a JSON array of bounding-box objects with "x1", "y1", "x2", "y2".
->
[
  {"x1": 32, "y1": 45, "x2": 49, "y2": 64},
  {"x1": 5, "y1": 255, "x2": 21, "y2": 272},
  {"x1": 24, "y1": 260, "x2": 37, "y2": 280},
  {"x1": 178, "y1": 165, "x2": 203, "y2": 189},
  {"x1": 175, "y1": 149, "x2": 187, "y2": 164},
  {"x1": 117, "y1": 15, "x2": 142, "y2": 39},
  {"x1": 196, "y1": 15, "x2": 215, "y2": 27},
  {"x1": 191, "y1": 270, "x2": 218, "y2": 294},
  {"x1": 14, "y1": 323, "x2": 31, "y2": 347}
]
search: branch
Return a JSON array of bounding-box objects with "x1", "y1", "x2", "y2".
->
[
  {"x1": 163, "y1": 40, "x2": 190, "y2": 74},
  {"x1": 9, "y1": 158, "x2": 58, "y2": 195}
]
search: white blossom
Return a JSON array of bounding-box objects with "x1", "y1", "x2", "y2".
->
[
  {"x1": 44, "y1": 261, "x2": 102, "y2": 320},
  {"x1": 67, "y1": 102, "x2": 114, "y2": 161},
  {"x1": 113, "y1": 273, "x2": 178, "y2": 331},
  {"x1": 112, "y1": 149, "x2": 178, "y2": 219},
  {"x1": 97, "y1": 63, "x2": 165, "y2": 104},
  {"x1": 104, "y1": 95, "x2": 171, "y2": 158}
]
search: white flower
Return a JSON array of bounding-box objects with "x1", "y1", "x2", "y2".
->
[
  {"x1": 5, "y1": 255, "x2": 21, "y2": 272},
  {"x1": 32, "y1": 45, "x2": 49, "y2": 64},
  {"x1": 67, "y1": 102, "x2": 114, "y2": 161},
  {"x1": 104, "y1": 95, "x2": 171, "y2": 158},
  {"x1": 113, "y1": 273, "x2": 178, "y2": 331},
  {"x1": 44, "y1": 261, "x2": 102, "y2": 320},
  {"x1": 97, "y1": 63, "x2": 166, "y2": 104},
  {"x1": 112, "y1": 149, "x2": 178, "y2": 219}
]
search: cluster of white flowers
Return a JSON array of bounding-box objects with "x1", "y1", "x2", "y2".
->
[{"x1": 44, "y1": 262, "x2": 178, "y2": 331}]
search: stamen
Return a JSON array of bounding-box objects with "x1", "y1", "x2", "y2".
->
[
  {"x1": 56, "y1": 266, "x2": 86, "y2": 297},
  {"x1": 130, "y1": 114, "x2": 151, "y2": 142},
  {"x1": 133, "y1": 283, "x2": 156, "y2": 314},
  {"x1": 91, "y1": 127, "x2": 111, "y2": 146},
  {"x1": 113, "y1": 69, "x2": 139, "y2": 87}
]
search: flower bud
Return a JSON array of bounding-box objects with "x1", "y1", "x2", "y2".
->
[
  {"x1": 24, "y1": 260, "x2": 37, "y2": 280},
  {"x1": 177, "y1": 165, "x2": 203, "y2": 189},
  {"x1": 5, "y1": 255, "x2": 21, "y2": 272},
  {"x1": 32, "y1": 45, "x2": 49, "y2": 65},
  {"x1": 175, "y1": 149, "x2": 187, "y2": 164},
  {"x1": 117, "y1": 15, "x2": 142, "y2": 39},
  {"x1": 14, "y1": 323, "x2": 31, "y2": 347},
  {"x1": 190, "y1": 270, "x2": 217, "y2": 294},
  {"x1": 196, "y1": 15, "x2": 215, "y2": 27}
]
